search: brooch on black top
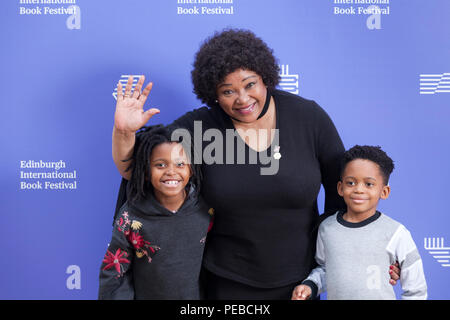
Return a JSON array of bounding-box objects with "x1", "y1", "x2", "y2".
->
[{"x1": 273, "y1": 145, "x2": 281, "y2": 160}]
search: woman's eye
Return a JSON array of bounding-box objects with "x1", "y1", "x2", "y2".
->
[
  {"x1": 246, "y1": 82, "x2": 255, "y2": 89},
  {"x1": 222, "y1": 90, "x2": 233, "y2": 96}
]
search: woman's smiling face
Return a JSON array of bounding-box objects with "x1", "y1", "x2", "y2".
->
[{"x1": 216, "y1": 69, "x2": 268, "y2": 123}]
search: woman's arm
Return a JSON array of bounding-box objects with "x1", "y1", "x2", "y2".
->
[
  {"x1": 313, "y1": 101, "x2": 346, "y2": 215},
  {"x1": 112, "y1": 75, "x2": 160, "y2": 179}
]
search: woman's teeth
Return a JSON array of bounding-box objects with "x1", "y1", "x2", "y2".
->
[{"x1": 236, "y1": 103, "x2": 255, "y2": 114}]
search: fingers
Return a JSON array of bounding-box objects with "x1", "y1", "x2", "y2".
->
[
  {"x1": 139, "y1": 81, "x2": 153, "y2": 104},
  {"x1": 124, "y1": 75, "x2": 134, "y2": 98},
  {"x1": 291, "y1": 285, "x2": 310, "y2": 300},
  {"x1": 116, "y1": 82, "x2": 123, "y2": 100},
  {"x1": 118, "y1": 75, "x2": 154, "y2": 113},
  {"x1": 291, "y1": 291, "x2": 300, "y2": 300},
  {"x1": 389, "y1": 263, "x2": 401, "y2": 281},
  {"x1": 299, "y1": 291, "x2": 310, "y2": 300},
  {"x1": 390, "y1": 279, "x2": 397, "y2": 286},
  {"x1": 142, "y1": 108, "x2": 160, "y2": 123},
  {"x1": 132, "y1": 75, "x2": 145, "y2": 99},
  {"x1": 291, "y1": 286, "x2": 301, "y2": 300},
  {"x1": 389, "y1": 272, "x2": 400, "y2": 281},
  {"x1": 146, "y1": 108, "x2": 160, "y2": 116}
]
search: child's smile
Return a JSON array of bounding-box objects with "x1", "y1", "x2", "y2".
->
[
  {"x1": 338, "y1": 159, "x2": 390, "y2": 222},
  {"x1": 161, "y1": 179, "x2": 182, "y2": 186},
  {"x1": 150, "y1": 142, "x2": 192, "y2": 210}
]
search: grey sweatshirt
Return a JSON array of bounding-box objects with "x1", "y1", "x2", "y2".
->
[
  {"x1": 303, "y1": 211, "x2": 427, "y2": 300},
  {"x1": 98, "y1": 189, "x2": 212, "y2": 300}
]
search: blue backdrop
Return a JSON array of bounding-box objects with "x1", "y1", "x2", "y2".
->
[{"x1": 1, "y1": 0, "x2": 449, "y2": 299}]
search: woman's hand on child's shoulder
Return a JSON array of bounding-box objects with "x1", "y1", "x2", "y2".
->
[{"x1": 389, "y1": 261, "x2": 401, "y2": 285}]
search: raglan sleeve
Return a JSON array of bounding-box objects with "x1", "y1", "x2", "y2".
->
[
  {"x1": 388, "y1": 225, "x2": 427, "y2": 300},
  {"x1": 99, "y1": 206, "x2": 135, "y2": 300}
]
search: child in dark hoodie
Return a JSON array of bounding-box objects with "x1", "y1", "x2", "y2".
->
[{"x1": 99, "y1": 125, "x2": 212, "y2": 299}]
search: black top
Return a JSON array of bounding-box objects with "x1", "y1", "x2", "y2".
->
[
  {"x1": 336, "y1": 210, "x2": 382, "y2": 228},
  {"x1": 115, "y1": 89, "x2": 345, "y2": 288},
  {"x1": 100, "y1": 188, "x2": 212, "y2": 299}
]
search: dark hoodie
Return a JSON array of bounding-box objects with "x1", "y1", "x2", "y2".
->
[{"x1": 98, "y1": 188, "x2": 212, "y2": 300}]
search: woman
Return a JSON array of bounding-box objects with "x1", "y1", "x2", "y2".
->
[{"x1": 112, "y1": 29, "x2": 400, "y2": 299}]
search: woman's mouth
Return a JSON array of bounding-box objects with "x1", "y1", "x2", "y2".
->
[{"x1": 234, "y1": 103, "x2": 256, "y2": 115}]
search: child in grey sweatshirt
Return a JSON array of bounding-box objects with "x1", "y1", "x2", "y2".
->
[{"x1": 292, "y1": 145, "x2": 427, "y2": 300}]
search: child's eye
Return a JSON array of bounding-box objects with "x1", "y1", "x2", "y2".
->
[
  {"x1": 176, "y1": 162, "x2": 185, "y2": 167},
  {"x1": 346, "y1": 181, "x2": 355, "y2": 186},
  {"x1": 155, "y1": 163, "x2": 166, "y2": 168},
  {"x1": 366, "y1": 182, "x2": 374, "y2": 187}
]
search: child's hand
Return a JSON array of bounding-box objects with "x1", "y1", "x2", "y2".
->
[
  {"x1": 114, "y1": 75, "x2": 160, "y2": 134},
  {"x1": 291, "y1": 284, "x2": 312, "y2": 300}
]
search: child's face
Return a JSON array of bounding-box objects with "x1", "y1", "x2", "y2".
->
[
  {"x1": 337, "y1": 159, "x2": 390, "y2": 217},
  {"x1": 150, "y1": 142, "x2": 191, "y2": 200}
]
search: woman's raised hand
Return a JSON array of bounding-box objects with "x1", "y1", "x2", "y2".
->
[{"x1": 114, "y1": 75, "x2": 160, "y2": 133}]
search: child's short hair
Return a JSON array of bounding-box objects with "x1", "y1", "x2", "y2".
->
[
  {"x1": 340, "y1": 145, "x2": 394, "y2": 185},
  {"x1": 126, "y1": 125, "x2": 202, "y2": 204}
]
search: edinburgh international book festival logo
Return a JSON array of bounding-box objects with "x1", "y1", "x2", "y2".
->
[
  {"x1": 419, "y1": 73, "x2": 450, "y2": 95},
  {"x1": 424, "y1": 237, "x2": 450, "y2": 268}
]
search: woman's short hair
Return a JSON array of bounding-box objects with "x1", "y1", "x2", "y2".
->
[{"x1": 191, "y1": 28, "x2": 280, "y2": 108}]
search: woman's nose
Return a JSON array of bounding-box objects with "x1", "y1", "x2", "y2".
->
[{"x1": 236, "y1": 90, "x2": 250, "y2": 104}]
